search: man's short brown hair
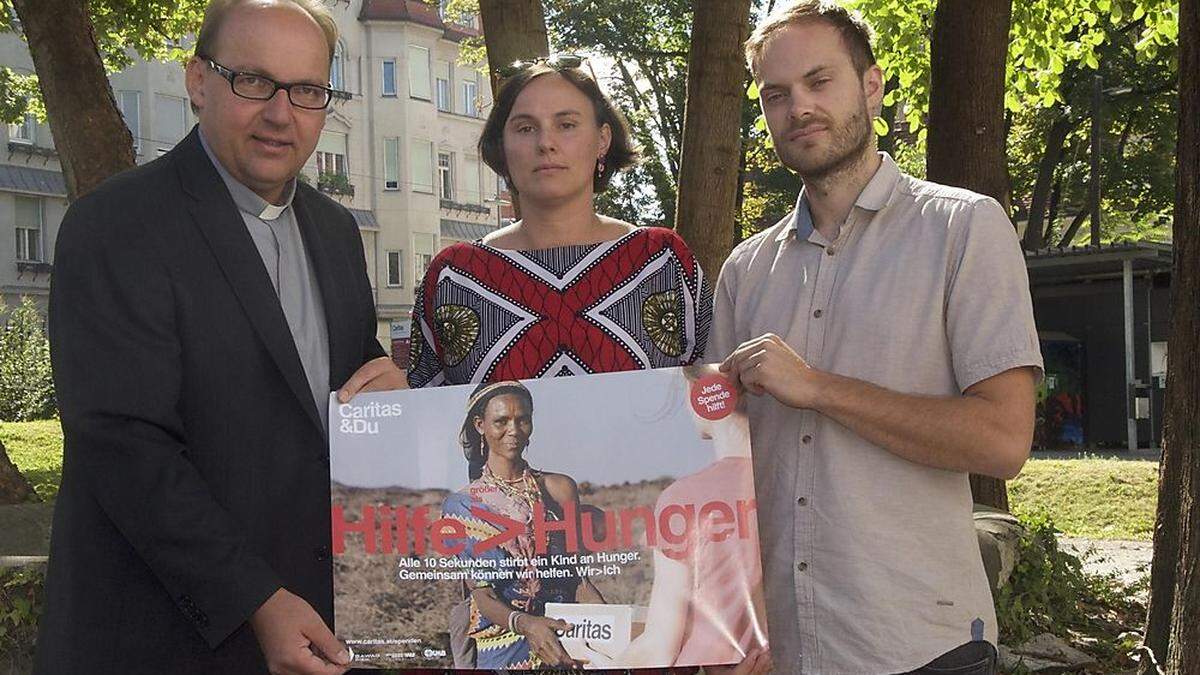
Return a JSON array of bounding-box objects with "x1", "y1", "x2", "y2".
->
[
  {"x1": 744, "y1": 0, "x2": 876, "y2": 79},
  {"x1": 195, "y1": 0, "x2": 339, "y2": 66}
]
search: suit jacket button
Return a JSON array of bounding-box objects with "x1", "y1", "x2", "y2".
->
[{"x1": 314, "y1": 545, "x2": 330, "y2": 562}]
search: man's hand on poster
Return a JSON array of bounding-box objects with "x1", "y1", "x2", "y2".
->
[
  {"x1": 721, "y1": 334, "x2": 822, "y2": 409},
  {"x1": 515, "y1": 613, "x2": 587, "y2": 667},
  {"x1": 250, "y1": 588, "x2": 352, "y2": 675},
  {"x1": 337, "y1": 356, "x2": 407, "y2": 403}
]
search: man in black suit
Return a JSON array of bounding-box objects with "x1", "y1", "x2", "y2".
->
[{"x1": 35, "y1": 1, "x2": 403, "y2": 672}]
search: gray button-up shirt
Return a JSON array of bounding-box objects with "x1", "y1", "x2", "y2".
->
[
  {"x1": 710, "y1": 154, "x2": 1043, "y2": 674},
  {"x1": 200, "y1": 133, "x2": 332, "y2": 430}
]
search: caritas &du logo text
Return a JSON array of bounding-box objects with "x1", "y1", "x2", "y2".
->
[{"x1": 337, "y1": 400, "x2": 402, "y2": 435}]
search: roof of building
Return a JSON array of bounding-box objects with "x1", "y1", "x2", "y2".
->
[
  {"x1": 0, "y1": 164, "x2": 66, "y2": 197},
  {"x1": 358, "y1": 0, "x2": 482, "y2": 42},
  {"x1": 349, "y1": 208, "x2": 379, "y2": 230},
  {"x1": 1024, "y1": 241, "x2": 1173, "y2": 284},
  {"x1": 440, "y1": 218, "x2": 495, "y2": 241}
]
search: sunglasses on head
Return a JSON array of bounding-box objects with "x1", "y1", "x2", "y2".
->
[{"x1": 497, "y1": 53, "x2": 586, "y2": 78}]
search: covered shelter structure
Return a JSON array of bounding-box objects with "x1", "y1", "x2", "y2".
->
[{"x1": 1025, "y1": 242, "x2": 1172, "y2": 451}]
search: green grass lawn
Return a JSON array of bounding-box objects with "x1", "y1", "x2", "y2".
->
[
  {"x1": 0, "y1": 419, "x2": 64, "y2": 501},
  {"x1": 1009, "y1": 458, "x2": 1159, "y2": 541},
  {"x1": 0, "y1": 420, "x2": 1161, "y2": 540}
]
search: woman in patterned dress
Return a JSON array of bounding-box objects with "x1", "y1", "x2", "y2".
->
[
  {"x1": 407, "y1": 56, "x2": 711, "y2": 388},
  {"x1": 440, "y1": 381, "x2": 604, "y2": 669},
  {"x1": 408, "y1": 56, "x2": 716, "y2": 674}
]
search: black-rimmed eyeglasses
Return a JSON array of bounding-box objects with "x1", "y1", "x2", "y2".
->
[{"x1": 200, "y1": 57, "x2": 334, "y2": 110}]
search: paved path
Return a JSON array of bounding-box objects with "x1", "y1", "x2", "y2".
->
[{"x1": 1058, "y1": 536, "x2": 1153, "y2": 597}]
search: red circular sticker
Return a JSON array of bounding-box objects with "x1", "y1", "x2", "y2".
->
[{"x1": 690, "y1": 374, "x2": 738, "y2": 420}]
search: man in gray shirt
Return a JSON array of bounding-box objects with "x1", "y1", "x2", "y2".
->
[{"x1": 712, "y1": 2, "x2": 1043, "y2": 673}]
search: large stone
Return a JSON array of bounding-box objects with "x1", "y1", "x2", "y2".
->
[
  {"x1": 974, "y1": 503, "x2": 1024, "y2": 590},
  {"x1": 999, "y1": 633, "x2": 1098, "y2": 673},
  {"x1": 0, "y1": 502, "x2": 54, "y2": 558}
]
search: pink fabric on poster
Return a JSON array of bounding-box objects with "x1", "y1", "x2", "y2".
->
[{"x1": 657, "y1": 456, "x2": 768, "y2": 666}]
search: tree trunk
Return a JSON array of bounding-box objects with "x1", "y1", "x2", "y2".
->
[
  {"x1": 927, "y1": 0, "x2": 1012, "y2": 212},
  {"x1": 0, "y1": 438, "x2": 38, "y2": 505},
  {"x1": 673, "y1": 0, "x2": 751, "y2": 282},
  {"x1": 11, "y1": 0, "x2": 136, "y2": 200},
  {"x1": 1045, "y1": 178, "x2": 1062, "y2": 243},
  {"x1": 925, "y1": 0, "x2": 1013, "y2": 510},
  {"x1": 2, "y1": 0, "x2": 135, "y2": 500},
  {"x1": 1141, "y1": 0, "x2": 1200, "y2": 669},
  {"x1": 1021, "y1": 112, "x2": 1073, "y2": 250},
  {"x1": 1057, "y1": 209, "x2": 1090, "y2": 248},
  {"x1": 878, "y1": 75, "x2": 899, "y2": 155},
  {"x1": 478, "y1": 0, "x2": 550, "y2": 96}
]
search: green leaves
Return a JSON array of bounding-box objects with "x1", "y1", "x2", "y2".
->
[
  {"x1": 848, "y1": 0, "x2": 1179, "y2": 138},
  {"x1": 1, "y1": 0, "x2": 206, "y2": 124},
  {"x1": 0, "y1": 297, "x2": 56, "y2": 423},
  {"x1": 0, "y1": 564, "x2": 44, "y2": 662}
]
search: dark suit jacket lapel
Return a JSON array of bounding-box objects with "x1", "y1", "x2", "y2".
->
[
  {"x1": 292, "y1": 189, "x2": 351, "y2": 395},
  {"x1": 173, "y1": 129, "x2": 324, "y2": 434}
]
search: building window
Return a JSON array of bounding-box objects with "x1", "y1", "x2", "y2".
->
[
  {"x1": 410, "y1": 139, "x2": 434, "y2": 193},
  {"x1": 438, "y1": 152, "x2": 454, "y2": 200},
  {"x1": 154, "y1": 94, "x2": 187, "y2": 150},
  {"x1": 408, "y1": 45, "x2": 431, "y2": 101},
  {"x1": 382, "y1": 59, "x2": 397, "y2": 96},
  {"x1": 461, "y1": 78, "x2": 478, "y2": 117},
  {"x1": 462, "y1": 155, "x2": 480, "y2": 203},
  {"x1": 436, "y1": 60, "x2": 452, "y2": 112},
  {"x1": 331, "y1": 42, "x2": 346, "y2": 91},
  {"x1": 414, "y1": 233, "x2": 437, "y2": 281},
  {"x1": 316, "y1": 131, "x2": 348, "y2": 177},
  {"x1": 116, "y1": 91, "x2": 140, "y2": 152},
  {"x1": 316, "y1": 152, "x2": 346, "y2": 175},
  {"x1": 384, "y1": 137, "x2": 400, "y2": 190},
  {"x1": 386, "y1": 250, "x2": 403, "y2": 287},
  {"x1": 14, "y1": 196, "x2": 43, "y2": 263},
  {"x1": 8, "y1": 112, "x2": 34, "y2": 144}
]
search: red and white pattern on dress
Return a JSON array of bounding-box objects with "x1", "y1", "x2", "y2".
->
[{"x1": 407, "y1": 227, "x2": 712, "y2": 387}]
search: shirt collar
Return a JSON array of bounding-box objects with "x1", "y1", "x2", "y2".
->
[
  {"x1": 776, "y1": 152, "x2": 902, "y2": 243},
  {"x1": 198, "y1": 129, "x2": 296, "y2": 221}
]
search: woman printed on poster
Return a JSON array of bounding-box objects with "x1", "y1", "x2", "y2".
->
[{"x1": 440, "y1": 380, "x2": 605, "y2": 669}]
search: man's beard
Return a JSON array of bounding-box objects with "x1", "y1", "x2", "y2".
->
[{"x1": 775, "y1": 100, "x2": 873, "y2": 181}]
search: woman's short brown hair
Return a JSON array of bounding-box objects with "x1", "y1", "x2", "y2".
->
[{"x1": 478, "y1": 63, "x2": 639, "y2": 196}]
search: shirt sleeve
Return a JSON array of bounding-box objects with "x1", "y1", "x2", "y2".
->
[
  {"x1": 707, "y1": 250, "x2": 741, "y2": 366},
  {"x1": 944, "y1": 197, "x2": 1044, "y2": 391}
]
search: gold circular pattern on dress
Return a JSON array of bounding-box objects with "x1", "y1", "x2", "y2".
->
[
  {"x1": 434, "y1": 304, "x2": 480, "y2": 366},
  {"x1": 642, "y1": 290, "x2": 683, "y2": 357}
]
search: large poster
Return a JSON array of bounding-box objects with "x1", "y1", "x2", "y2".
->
[{"x1": 328, "y1": 365, "x2": 768, "y2": 670}]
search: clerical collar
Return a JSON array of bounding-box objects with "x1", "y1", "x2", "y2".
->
[{"x1": 198, "y1": 129, "x2": 296, "y2": 221}]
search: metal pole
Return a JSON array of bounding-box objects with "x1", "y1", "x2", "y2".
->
[
  {"x1": 1145, "y1": 278, "x2": 1155, "y2": 452},
  {"x1": 1090, "y1": 72, "x2": 1103, "y2": 246},
  {"x1": 1123, "y1": 259, "x2": 1137, "y2": 451}
]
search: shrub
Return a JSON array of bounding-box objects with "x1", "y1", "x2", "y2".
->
[
  {"x1": 995, "y1": 510, "x2": 1146, "y2": 663},
  {"x1": 0, "y1": 297, "x2": 56, "y2": 422}
]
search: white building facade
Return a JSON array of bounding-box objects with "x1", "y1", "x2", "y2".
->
[{"x1": 0, "y1": 0, "x2": 501, "y2": 357}]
